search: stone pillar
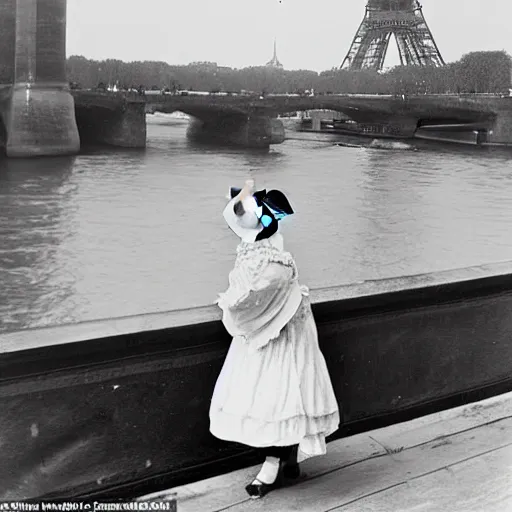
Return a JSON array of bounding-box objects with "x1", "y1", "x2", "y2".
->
[
  {"x1": 0, "y1": 0, "x2": 16, "y2": 85},
  {"x1": 312, "y1": 115, "x2": 322, "y2": 131},
  {"x1": 486, "y1": 98, "x2": 512, "y2": 145},
  {"x1": 244, "y1": 115, "x2": 272, "y2": 147},
  {"x1": 270, "y1": 118, "x2": 285, "y2": 144},
  {"x1": 6, "y1": 0, "x2": 80, "y2": 157}
]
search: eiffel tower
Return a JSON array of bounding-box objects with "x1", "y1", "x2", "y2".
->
[{"x1": 341, "y1": 0, "x2": 444, "y2": 71}]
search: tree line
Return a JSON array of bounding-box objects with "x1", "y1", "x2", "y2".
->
[{"x1": 66, "y1": 50, "x2": 512, "y2": 96}]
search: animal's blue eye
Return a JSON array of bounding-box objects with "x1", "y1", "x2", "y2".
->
[{"x1": 260, "y1": 215, "x2": 273, "y2": 227}]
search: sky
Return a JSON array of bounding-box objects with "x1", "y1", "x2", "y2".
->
[{"x1": 66, "y1": 0, "x2": 512, "y2": 72}]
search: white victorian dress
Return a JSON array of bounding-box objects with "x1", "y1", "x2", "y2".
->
[{"x1": 209, "y1": 233, "x2": 340, "y2": 463}]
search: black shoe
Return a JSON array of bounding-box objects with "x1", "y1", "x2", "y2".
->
[{"x1": 245, "y1": 462, "x2": 285, "y2": 499}]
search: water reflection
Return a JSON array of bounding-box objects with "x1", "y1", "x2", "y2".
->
[{"x1": 0, "y1": 157, "x2": 77, "y2": 331}]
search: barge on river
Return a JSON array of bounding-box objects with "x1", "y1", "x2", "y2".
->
[{"x1": 297, "y1": 110, "x2": 498, "y2": 146}]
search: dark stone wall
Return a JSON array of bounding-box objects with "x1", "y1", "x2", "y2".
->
[{"x1": 2, "y1": 273, "x2": 512, "y2": 499}]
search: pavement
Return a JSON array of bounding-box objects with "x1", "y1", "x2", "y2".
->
[{"x1": 139, "y1": 390, "x2": 512, "y2": 511}]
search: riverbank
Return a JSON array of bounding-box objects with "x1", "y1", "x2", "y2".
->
[{"x1": 2, "y1": 261, "x2": 512, "y2": 499}]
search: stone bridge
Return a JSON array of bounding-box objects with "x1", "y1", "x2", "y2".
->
[
  {"x1": 144, "y1": 92, "x2": 512, "y2": 146},
  {"x1": 0, "y1": 0, "x2": 511, "y2": 157},
  {"x1": 68, "y1": 90, "x2": 512, "y2": 152}
]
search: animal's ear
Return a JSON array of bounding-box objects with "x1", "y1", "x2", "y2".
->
[
  {"x1": 262, "y1": 190, "x2": 294, "y2": 217},
  {"x1": 229, "y1": 187, "x2": 242, "y2": 199},
  {"x1": 253, "y1": 189, "x2": 267, "y2": 206}
]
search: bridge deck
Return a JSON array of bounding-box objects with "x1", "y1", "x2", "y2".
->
[
  {"x1": 67, "y1": 91, "x2": 509, "y2": 125},
  {"x1": 71, "y1": 90, "x2": 145, "y2": 111},
  {"x1": 139, "y1": 391, "x2": 512, "y2": 512}
]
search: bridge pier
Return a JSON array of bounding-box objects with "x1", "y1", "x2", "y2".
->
[
  {"x1": 187, "y1": 113, "x2": 284, "y2": 148},
  {"x1": 5, "y1": 0, "x2": 79, "y2": 157},
  {"x1": 270, "y1": 117, "x2": 285, "y2": 144},
  {"x1": 487, "y1": 100, "x2": 512, "y2": 145},
  {"x1": 244, "y1": 114, "x2": 285, "y2": 147}
]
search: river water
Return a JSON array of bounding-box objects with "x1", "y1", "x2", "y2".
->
[{"x1": 1, "y1": 115, "x2": 512, "y2": 334}]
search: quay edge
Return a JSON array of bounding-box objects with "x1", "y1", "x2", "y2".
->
[{"x1": 2, "y1": 261, "x2": 512, "y2": 498}]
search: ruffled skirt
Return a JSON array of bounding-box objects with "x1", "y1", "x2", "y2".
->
[{"x1": 209, "y1": 296, "x2": 340, "y2": 462}]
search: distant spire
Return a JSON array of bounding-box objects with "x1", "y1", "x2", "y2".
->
[{"x1": 266, "y1": 38, "x2": 283, "y2": 69}]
